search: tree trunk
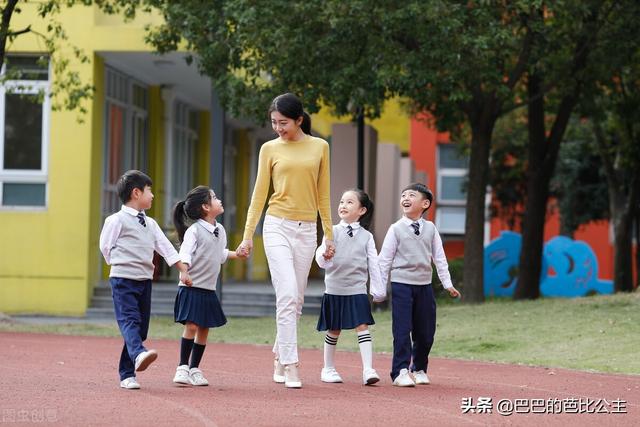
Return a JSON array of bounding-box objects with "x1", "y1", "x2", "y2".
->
[
  {"x1": 0, "y1": 0, "x2": 21, "y2": 67},
  {"x1": 515, "y1": 74, "x2": 578, "y2": 299},
  {"x1": 611, "y1": 198, "x2": 634, "y2": 292},
  {"x1": 515, "y1": 74, "x2": 547, "y2": 300},
  {"x1": 593, "y1": 123, "x2": 638, "y2": 292},
  {"x1": 462, "y1": 110, "x2": 496, "y2": 303},
  {"x1": 611, "y1": 170, "x2": 639, "y2": 292},
  {"x1": 635, "y1": 202, "x2": 640, "y2": 290}
]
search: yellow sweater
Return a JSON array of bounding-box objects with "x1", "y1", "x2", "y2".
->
[{"x1": 243, "y1": 135, "x2": 333, "y2": 241}]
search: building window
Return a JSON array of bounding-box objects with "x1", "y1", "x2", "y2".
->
[
  {"x1": 169, "y1": 100, "x2": 198, "y2": 211},
  {"x1": 0, "y1": 55, "x2": 50, "y2": 208},
  {"x1": 436, "y1": 143, "x2": 468, "y2": 234},
  {"x1": 103, "y1": 67, "x2": 149, "y2": 216}
]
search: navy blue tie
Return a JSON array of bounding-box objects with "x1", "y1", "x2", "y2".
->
[
  {"x1": 137, "y1": 212, "x2": 146, "y2": 227},
  {"x1": 347, "y1": 225, "x2": 354, "y2": 237},
  {"x1": 411, "y1": 222, "x2": 420, "y2": 235},
  {"x1": 213, "y1": 227, "x2": 219, "y2": 237}
]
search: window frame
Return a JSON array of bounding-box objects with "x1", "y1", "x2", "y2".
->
[
  {"x1": 0, "y1": 59, "x2": 51, "y2": 210},
  {"x1": 165, "y1": 98, "x2": 199, "y2": 224},
  {"x1": 102, "y1": 66, "x2": 149, "y2": 217},
  {"x1": 435, "y1": 143, "x2": 468, "y2": 234}
]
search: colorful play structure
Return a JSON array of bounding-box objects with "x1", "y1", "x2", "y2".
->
[{"x1": 484, "y1": 231, "x2": 613, "y2": 298}]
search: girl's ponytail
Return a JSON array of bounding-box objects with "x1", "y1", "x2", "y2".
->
[
  {"x1": 173, "y1": 200, "x2": 188, "y2": 243},
  {"x1": 173, "y1": 186, "x2": 214, "y2": 243},
  {"x1": 359, "y1": 196, "x2": 374, "y2": 230}
]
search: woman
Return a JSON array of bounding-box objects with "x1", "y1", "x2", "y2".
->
[{"x1": 237, "y1": 93, "x2": 334, "y2": 388}]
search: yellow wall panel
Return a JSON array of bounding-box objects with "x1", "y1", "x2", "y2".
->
[
  {"x1": 312, "y1": 98, "x2": 410, "y2": 153},
  {"x1": 0, "y1": 278, "x2": 88, "y2": 316}
]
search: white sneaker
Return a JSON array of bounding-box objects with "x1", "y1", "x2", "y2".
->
[
  {"x1": 362, "y1": 368, "x2": 380, "y2": 385},
  {"x1": 134, "y1": 349, "x2": 158, "y2": 372},
  {"x1": 320, "y1": 367, "x2": 343, "y2": 383},
  {"x1": 273, "y1": 359, "x2": 285, "y2": 384},
  {"x1": 173, "y1": 365, "x2": 190, "y2": 385},
  {"x1": 189, "y1": 367, "x2": 209, "y2": 386},
  {"x1": 392, "y1": 368, "x2": 415, "y2": 387},
  {"x1": 413, "y1": 370, "x2": 430, "y2": 385},
  {"x1": 120, "y1": 377, "x2": 140, "y2": 389},
  {"x1": 284, "y1": 364, "x2": 302, "y2": 388}
]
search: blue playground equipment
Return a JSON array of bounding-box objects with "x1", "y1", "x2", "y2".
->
[{"x1": 484, "y1": 232, "x2": 613, "y2": 297}]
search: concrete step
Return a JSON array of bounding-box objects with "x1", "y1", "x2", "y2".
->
[{"x1": 87, "y1": 280, "x2": 325, "y2": 318}]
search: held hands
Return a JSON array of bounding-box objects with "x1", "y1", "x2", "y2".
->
[
  {"x1": 180, "y1": 271, "x2": 192, "y2": 287},
  {"x1": 447, "y1": 286, "x2": 461, "y2": 299},
  {"x1": 323, "y1": 239, "x2": 336, "y2": 260},
  {"x1": 236, "y1": 239, "x2": 253, "y2": 258},
  {"x1": 176, "y1": 261, "x2": 192, "y2": 286}
]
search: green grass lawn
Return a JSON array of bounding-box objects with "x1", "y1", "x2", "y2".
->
[{"x1": 2, "y1": 292, "x2": 639, "y2": 375}]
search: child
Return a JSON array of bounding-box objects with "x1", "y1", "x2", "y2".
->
[
  {"x1": 172, "y1": 185, "x2": 242, "y2": 387},
  {"x1": 315, "y1": 189, "x2": 386, "y2": 385},
  {"x1": 378, "y1": 183, "x2": 461, "y2": 387},
  {"x1": 99, "y1": 170, "x2": 191, "y2": 390}
]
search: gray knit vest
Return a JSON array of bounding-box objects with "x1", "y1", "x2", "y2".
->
[
  {"x1": 180, "y1": 222, "x2": 226, "y2": 291},
  {"x1": 324, "y1": 225, "x2": 370, "y2": 295},
  {"x1": 109, "y1": 211, "x2": 156, "y2": 280},
  {"x1": 390, "y1": 219, "x2": 435, "y2": 285}
]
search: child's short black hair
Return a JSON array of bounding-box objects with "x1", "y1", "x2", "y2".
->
[
  {"x1": 402, "y1": 182, "x2": 434, "y2": 209},
  {"x1": 117, "y1": 170, "x2": 153, "y2": 203}
]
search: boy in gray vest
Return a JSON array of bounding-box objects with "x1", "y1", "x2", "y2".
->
[
  {"x1": 99, "y1": 170, "x2": 191, "y2": 390},
  {"x1": 378, "y1": 183, "x2": 461, "y2": 387}
]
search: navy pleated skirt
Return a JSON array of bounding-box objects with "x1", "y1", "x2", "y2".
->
[
  {"x1": 174, "y1": 286, "x2": 227, "y2": 328},
  {"x1": 316, "y1": 293, "x2": 375, "y2": 331}
]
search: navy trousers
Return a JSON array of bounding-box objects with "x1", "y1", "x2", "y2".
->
[
  {"x1": 390, "y1": 282, "x2": 436, "y2": 380},
  {"x1": 110, "y1": 277, "x2": 152, "y2": 381}
]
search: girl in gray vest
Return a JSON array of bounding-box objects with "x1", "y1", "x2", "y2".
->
[
  {"x1": 315, "y1": 189, "x2": 386, "y2": 385},
  {"x1": 172, "y1": 186, "x2": 241, "y2": 387},
  {"x1": 378, "y1": 183, "x2": 461, "y2": 387}
]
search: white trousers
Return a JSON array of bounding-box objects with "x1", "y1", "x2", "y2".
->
[{"x1": 263, "y1": 214, "x2": 317, "y2": 365}]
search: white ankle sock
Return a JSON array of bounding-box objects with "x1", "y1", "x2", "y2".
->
[
  {"x1": 357, "y1": 330, "x2": 373, "y2": 370},
  {"x1": 324, "y1": 333, "x2": 339, "y2": 368}
]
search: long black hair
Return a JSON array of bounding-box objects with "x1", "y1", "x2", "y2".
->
[
  {"x1": 268, "y1": 93, "x2": 312, "y2": 135},
  {"x1": 172, "y1": 185, "x2": 212, "y2": 243},
  {"x1": 345, "y1": 188, "x2": 374, "y2": 230}
]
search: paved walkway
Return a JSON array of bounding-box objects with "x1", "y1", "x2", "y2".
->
[{"x1": 0, "y1": 332, "x2": 638, "y2": 426}]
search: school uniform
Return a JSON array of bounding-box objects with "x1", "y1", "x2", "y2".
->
[
  {"x1": 174, "y1": 219, "x2": 228, "y2": 328},
  {"x1": 378, "y1": 217, "x2": 453, "y2": 381},
  {"x1": 99, "y1": 205, "x2": 180, "y2": 381},
  {"x1": 315, "y1": 222, "x2": 386, "y2": 331}
]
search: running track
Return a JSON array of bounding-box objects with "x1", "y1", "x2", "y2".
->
[{"x1": 0, "y1": 332, "x2": 637, "y2": 426}]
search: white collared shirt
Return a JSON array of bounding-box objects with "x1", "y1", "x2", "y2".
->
[
  {"x1": 99, "y1": 205, "x2": 180, "y2": 266},
  {"x1": 378, "y1": 216, "x2": 453, "y2": 289},
  {"x1": 179, "y1": 219, "x2": 229, "y2": 266},
  {"x1": 315, "y1": 221, "x2": 386, "y2": 301},
  {"x1": 340, "y1": 220, "x2": 361, "y2": 234},
  {"x1": 401, "y1": 216, "x2": 422, "y2": 234}
]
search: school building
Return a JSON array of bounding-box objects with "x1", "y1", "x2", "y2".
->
[
  {"x1": 0, "y1": 5, "x2": 631, "y2": 317},
  {"x1": 0, "y1": 4, "x2": 417, "y2": 316}
]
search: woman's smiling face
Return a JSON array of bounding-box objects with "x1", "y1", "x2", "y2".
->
[{"x1": 271, "y1": 110, "x2": 302, "y2": 141}]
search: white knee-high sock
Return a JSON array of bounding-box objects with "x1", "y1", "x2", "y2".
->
[
  {"x1": 324, "y1": 333, "x2": 339, "y2": 368},
  {"x1": 357, "y1": 330, "x2": 373, "y2": 370}
]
